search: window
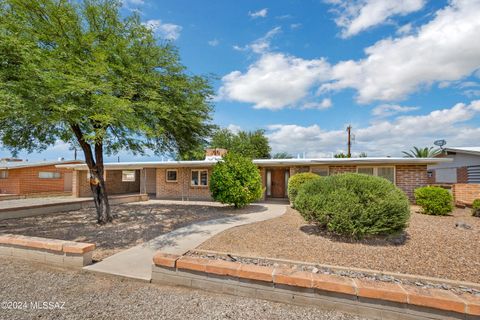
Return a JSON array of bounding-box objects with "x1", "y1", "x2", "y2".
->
[
  {"x1": 191, "y1": 169, "x2": 208, "y2": 186},
  {"x1": 311, "y1": 167, "x2": 329, "y2": 176},
  {"x1": 0, "y1": 170, "x2": 8, "y2": 179},
  {"x1": 38, "y1": 171, "x2": 61, "y2": 179},
  {"x1": 166, "y1": 169, "x2": 178, "y2": 182},
  {"x1": 122, "y1": 170, "x2": 136, "y2": 182},
  {"x1": 357, "y1": 166, "x2": 395, "y2": 183}
]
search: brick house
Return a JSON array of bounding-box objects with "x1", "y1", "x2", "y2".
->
[
  {"x1": 0, "y1": 160, "x2": 83, "y2": 195},
  {"x1": 60, "y1": 150, "x2": 450, "y2": 201}
]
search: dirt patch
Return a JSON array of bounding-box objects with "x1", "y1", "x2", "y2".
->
[
  {"x1": 0, "y1": 201, "x2": 266, "y2": 260},
  {"x1": 198, "y1": 206, "x2": 480, "y2": 283}
]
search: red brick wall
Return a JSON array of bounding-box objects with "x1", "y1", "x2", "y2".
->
[
  {"x1": 0, "y1": 165, "x2": 74, "y2": 195},
  {"x1": 156, "y1": 167, "x2": 212, "y2": 200},
  {"x1": 452, "y1": 183, "x2": 480, "y2": 205},
  {"x1": 457, "y1": 167, "x2": 468, "y2": 183},
  {"x1": 396, "y1": 165, "x2": 428, "y2": 201},
  {"x1": 74, "y1": 170, "x2": 140, "y2": 197}
]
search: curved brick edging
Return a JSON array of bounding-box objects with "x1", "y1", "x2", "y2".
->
[
  {"x1": 152, "y1": 252, "x2": 480, "y2": 320},
  {"x1": 0, "y1": 233, "x2": 95, "y2": 268}
]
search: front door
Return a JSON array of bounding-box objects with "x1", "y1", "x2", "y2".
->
[{"x1": 270, "y1": 168, "x2": 286, "y2": 198}]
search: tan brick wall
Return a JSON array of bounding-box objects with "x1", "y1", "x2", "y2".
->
[
  {"x1": 452, "y1": 183, "x2": 480, "y2": 205},
  {"x1": 0, "y1": 165, "x2": 74, "y2": 195},
  {"x1": 395, "y1": 165, "x2": 428, "y2": 201},
  {"x1": 156, "y1": 167, "x2": 212, "y2": 200}
]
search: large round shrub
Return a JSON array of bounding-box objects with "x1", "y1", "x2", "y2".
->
[
  {"x1": 472, "y1": 199, "x2": 480, "y2": 217},
  {"x1": 287, "y1": 172, "x2": 321, "y2": 207},
  {"x1": 209, "y1": 153, "x2": 263, "y2": 208},
  {"x1": 414, "y1": 186, "x2": 453, "y2": 216},
  {"x1": 295, "y1": 173, "x2": 410, "y2": 237}
]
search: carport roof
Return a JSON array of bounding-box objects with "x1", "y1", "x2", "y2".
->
[
  {"x1": 56, "y1": 157, "x2": 451, "y2": 170},
  {"x1": 0, "y1": 160, "x2": 84, "y2": 170}
]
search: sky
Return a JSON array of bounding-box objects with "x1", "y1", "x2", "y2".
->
[{"x1": 2, "y1": 0, "x2": 480, "y2": 161}]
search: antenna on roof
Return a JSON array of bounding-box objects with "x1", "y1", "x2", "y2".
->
[{"x1": 434, "y1": 139, "x2": 447, "y2": 150}]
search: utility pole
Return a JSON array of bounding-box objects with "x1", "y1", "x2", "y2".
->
[{"x1": 346, "y1": 125, "x2": 352, "y2": 158}]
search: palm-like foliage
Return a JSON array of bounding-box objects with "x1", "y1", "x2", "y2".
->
[{"x1": 402, "y1": 147, "x2": 441, "y2": 158}]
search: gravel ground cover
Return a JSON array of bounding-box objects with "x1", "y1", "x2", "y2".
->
[
  {"x1": 199, "y1": 206, "x2": 480, "y2": 283},
  {"x1": 0, "y1": 200, "x2": 266, "y2": 261},
  {"x1": 0, "y1": 257, "x2": 366, "y2": 320}
]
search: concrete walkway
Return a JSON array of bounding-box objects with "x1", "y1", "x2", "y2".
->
[{"x1": 84, "y1": 201, "x2": 287, "y2": 281}]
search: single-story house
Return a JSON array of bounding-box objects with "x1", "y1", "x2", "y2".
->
[
  {"x1": 0, "y1": 159, "x2": 83, "y2": 195},
  {"x1": 428, "y1": 147, "x2": 480, "y2": 184},
  {"x1": 58, "y1": 149, "x2": 451, "y2": 201}
]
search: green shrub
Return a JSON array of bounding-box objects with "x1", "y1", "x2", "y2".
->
[
  {"x1": 209, "y1": 153, "x2": 263, "y2": 208},
  {"x1": 414, "y1": 186, "x2": 453, "y2": 216},
  {"x1": 287, "y1": 172, "x2": 321, "y2": 206},
  {"x1": 295, "y1": 173, "x2": 410, "y2": 237},
  {"x1": 472, "y1": 199, "x2": 480, "y2": 217}
]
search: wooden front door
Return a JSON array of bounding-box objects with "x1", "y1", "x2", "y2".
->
[{"x1": 270, "y1": 168, "x2": 286, "y2": 198}]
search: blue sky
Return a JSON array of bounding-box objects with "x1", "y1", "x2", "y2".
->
[{"x1": 3, "y1": 0, "x2": 480, "y2": 161}]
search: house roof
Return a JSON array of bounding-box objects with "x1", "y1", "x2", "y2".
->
[
  {"x1": 56, "y1": 157, "x2": 452, "y2": 170},
  {"x1": 0, "y1": 160, "x2": 84, "y2": 170},
  {"x1": 443, "y1": 147, "x2": 480, "y2": 156}
]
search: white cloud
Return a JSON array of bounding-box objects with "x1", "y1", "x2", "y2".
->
[
  {"x1": 290, "y1": 23, "x2": 302, "y2": 30},
  {"x1": 371, "y1": 104, "x2": 419, "y2": 117},
  {"x1": 249, "y1": 8, "x2": 268, "y2": 18},
  {"x1": 396, "y1": 23, "x2": 413, "y2": 35},
  {"x1": 232, "y1": 27, "x2": 281, "y2": 53},
  {"x1": 267, "y1": 100, "x2": 480, "y2": 157},
  {"x1": 219, "y1": 53, "x2": 330, "y2": 110},
  {"x1": 143, "y1": 19, "x2": 182, "y2": 40},
  {"x1": 227, "y1": 124, "x2": 241, "y2": 133},
  {"x1": 321, "y1": 0, "x2": 480, "y2": 103},
  {"x1": 327, "y1": 0, "x2": 426, "y2": 38},
  {"x1": 208, "y1": 39, "x2": 220, "y2": 47},
  {"x1": 302, "y1": 98, "x2": 333, "y2": 110}
]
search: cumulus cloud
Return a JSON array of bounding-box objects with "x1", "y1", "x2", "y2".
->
[
  {"x1": 219, "y1": 53, "x2": 330, "y2": 110},
  {"x1": 327, "y1": 0, "x2": 426, "y2": 38},
  {"x1": 233, "y1": 27, "x2": 281, "y2": 54},
  {"x1": 249, "y1": 8, "x2": 268, "y2": 18},
  {"x1": 321, "y1": 0, "x2": 480, "y2": 103},
  {"x1": 302, "y1": 98, "x2": 333, "y2": 110},
  {"x1": 371, "y1": 104, "x2": 419, "y2": 117},
  {"x1": 227, "y1": 124, "x2": 241, "y2": 133},
  {"x1": 267, "y1": 100, "x2": 480, "y2": 157},
  {"x1": 143, "y1": 19, "x2": 182, "y2": 40}
]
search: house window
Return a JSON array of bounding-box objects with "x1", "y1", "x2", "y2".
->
[
  {"x1": 0, "y1": 170, "x2": 8, "y2": 179},
  {"x1": 166, "y1": 169, "x2": 178, "y2": 182},
  {"x1": 191, "y1": 169, "x2": 208, "y2": 186},
  {"x1": 311, "y1": 167, "x2": 329, "y2": 176},
  {"x1": 122, "y1": 170, "x2": 136, "y2": 182},
  {"x1": 357, "y1": 166, "x2": 395, "y2": 183},
  {"x1": 38, "y1": 171, "x2": 61, "y2": 179}
]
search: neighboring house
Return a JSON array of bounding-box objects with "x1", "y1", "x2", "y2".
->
[
  {"x1": 59, "y1": 149, "x2": 450, "y2": 201},
  {"x1": 0, "y1": 160, "x2": 83, "y2": 195},
  {"x1": 428, "y1": 147, "x2": 480, "y2": 184}
]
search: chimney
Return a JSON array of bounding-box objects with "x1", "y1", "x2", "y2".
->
[{"x1": 205, "y1": 148, "x2": 228, "y2": 161}]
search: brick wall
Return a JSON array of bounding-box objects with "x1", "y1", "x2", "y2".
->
[
  {"x1": 329, "y1": 165, "x2": 357, "y2": 175},
  {"x1": 396, "y1": 165, "x2": 428, "y2": 201},
  {"x1": 156, "y1": 168, "x2": 212, "y2": 200},
  {"x1": 457, "y1": 167, "x2": 468, "y2": 183},
  {"x1": 452, "y1": 183, "x2": 480, "y2": 205},
  {"x1": 0, "y1": 165, "x2": 74, "y2": 195},
  {"x1": 74, "y1": 170, "x2": 141, "y2": 197}
]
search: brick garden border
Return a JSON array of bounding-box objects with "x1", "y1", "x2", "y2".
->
[
  {"x1": 152, "y1": 252, "x2": 480, "y2": 320},
  {"x1": 0, "y1": 233, "x2": 95, "y2": 268}
]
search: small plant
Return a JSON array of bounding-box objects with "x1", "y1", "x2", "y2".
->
[
  {"x1": 472, "y1": 199, "x2": 480, "y2": 217},
  {"x1": 414, "y1": 186, "x2": 453, "y2": 216},
  {"x1": 209, "y1": 153, "x2": 263, "y2": 208},
  {"x1": 287, "y1": 172, "x2": 321, "y2": 207},
  {"x1": 295, "y1": 173, "x2": 410, "y2": 237}
]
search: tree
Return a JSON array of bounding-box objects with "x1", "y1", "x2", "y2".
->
[
  {"x1": 402, "y1": 147, "x2": 441, "y2": 158},
  {"x1": 334, "y1": 152, "x2": 350, "y2": 158},
  {"x1": 0, "y1": 0, "x2": 213, "y2": 223},
  {"x1": 210, "y1": 128, "x2": 271, "y2": 159},
  {"x1": 272, "y1": 152, "x2": 293, "y2": 159},
  {"x1": 209, "y1": 153, "x2": 263, "y2": 208}
]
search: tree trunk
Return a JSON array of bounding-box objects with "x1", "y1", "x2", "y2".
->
[{"x1": 89, "y1": 168, "x2": 112, "y2": 224}]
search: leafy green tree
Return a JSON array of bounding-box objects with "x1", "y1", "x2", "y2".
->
[
  {"x1": 272, "y1": 152, "x2": 293, "y2": 159},
  {"x1": 209, "y1": 153, "x2": 263, "y2": 208},
  {"x1": 402, "y1": 147, "x2": 441, "y2": 158},
  {"x1": 210, "y1": 128, "x2": 271, "y2": 159},
  {"x1": 334, "y1": 152, "x2": 349, "y2": 158},
  {"x1": 0, "y1": 0, "x2": 213, "y2": 223}
]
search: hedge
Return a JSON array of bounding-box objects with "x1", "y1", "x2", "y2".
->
[{"x1": 414, "y1": 186, "x2": 453, "y2": 216}]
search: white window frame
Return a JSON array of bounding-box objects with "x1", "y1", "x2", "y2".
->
[
  {"x1": 166, "y1": 169, "x2": 178, "y2": 183},
  {"x1": 356, "y1": 166, "x2": 396, "y2": 184},
  {"x1": 191, "y1": 169, "x2": 208, "y2": 187},
  {"x1": 0, "y1": 170, "x2": 8, "y2": 179},
  {"x1": 121, "y1": 170, "x2": 136, "y2": 182},
  {"x1": 310, "y1": 166, "x2": 329, "y2": 176},
  {"x1": 38, "y1": 171, "x2": 61, "y2": 179}
]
